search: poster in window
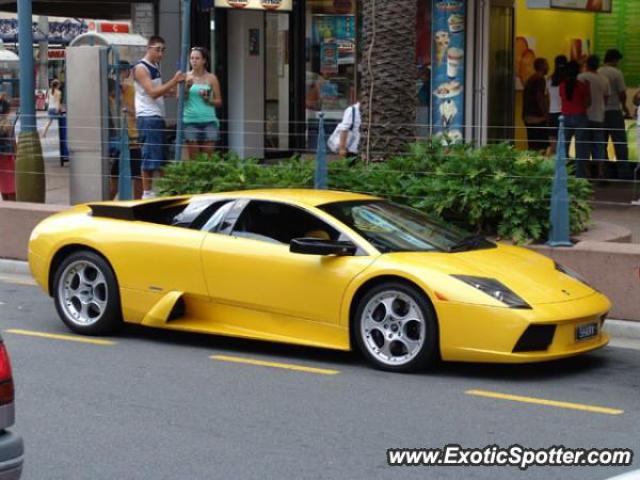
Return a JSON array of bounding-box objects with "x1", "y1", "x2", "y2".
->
[
  {"x1": 320, "y1": 41, "x2": 339, "y2": 76},
  {"x1": 249, "y1": 28, "x2": 260, "y2": 56},
  {"x1": 550, "y1": 0, "x2": 611, "y2": 12},
  {"x1": 431, "y1": 0, "x2": 466, "y2": 143}
]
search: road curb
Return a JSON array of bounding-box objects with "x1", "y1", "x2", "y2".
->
[
  {"x1": 1, "y1": 257, "x2": 640, "y2": 341},
  {"x1": 0, "y1": 259, "x2": 30, "y2": 276},
  {"x1": 604, "y1": 319, "x2": 640, "y2": 342}
]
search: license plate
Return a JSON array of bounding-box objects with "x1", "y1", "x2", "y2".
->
[{"x1": 576, "y1": 322, "x2": 598, "y2": 341}]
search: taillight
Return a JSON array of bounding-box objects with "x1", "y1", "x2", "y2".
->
[{"x1": 0, "y1": 343, "x2": 15, "y2": 406}]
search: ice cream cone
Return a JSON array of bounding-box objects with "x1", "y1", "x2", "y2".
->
[{"x1": 435, "y1": 31, "x2": 450, "y2": 66}]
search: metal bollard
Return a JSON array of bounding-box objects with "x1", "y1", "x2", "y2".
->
[
  {"x1": 117, "y1": 108, "x2": 132, "y2": 200},
  {"x1": 314, "y1": 112, "x2": 327, "y2": 189},
  {"x1": 314, "y1": 112, "x2": 328, "y2": 189},
  {"x1": 547, "y1": 115, "x2": 572, "y2": 247}
]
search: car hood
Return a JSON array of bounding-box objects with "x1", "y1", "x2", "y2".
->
[{"x1": 384, "y1": 244, "x2": 595, "y2": 305}]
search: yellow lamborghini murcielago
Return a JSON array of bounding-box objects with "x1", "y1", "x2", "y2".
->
[{"x1": 28, "y1": 189, "x2": 610, "y2": 371}]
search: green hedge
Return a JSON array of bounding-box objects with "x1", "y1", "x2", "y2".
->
[{"x1": 157, "y1": 142, "x2": 592, "y2": 244}]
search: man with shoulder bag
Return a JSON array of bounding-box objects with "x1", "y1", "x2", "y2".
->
[{"x1": 328, "y1": 102, "x2": 361, "y2": 158}]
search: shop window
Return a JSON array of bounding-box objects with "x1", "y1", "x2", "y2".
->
[
  {"x1": 305, "y1": 0, "x2": 357, "y2": 151},
  {"x1": 416, "y1": 0, "x2": 466, "y2": 144}
]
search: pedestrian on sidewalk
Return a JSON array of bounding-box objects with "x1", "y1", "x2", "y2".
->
[
  {"x1": 182, "y1": 47, "x2": 222, "y2": 160},
  {"x1": 547, "y1": 55, "x2": 568, "y2": 156},
  {"x1": 42, "y1": 79, "x2": 62, "y2": 138},
  {"x1": 560, "y1": 61, "x2": 591, "y2": 178},
  {"x1": 328, "y1": 101, "x2": 361, "y2": 159},
  {"x1": 632, "y1": 89, "x2": 640, "y2": 205},
  {"x1": 523, "y1": 57, "x2": 549, "y2": 153},
  {"x1": 108, "y1": 62, "x2": 143, "y2": 199},
  {"x1": 134, "y1": 35, "x2": 186, "y2": 199},
  {"x1": 0, "y1": 96, "x2": 16, "y2": 201},
  {"x1": 578, "y1": 54, "x2": 610, "y2": 176},
  {"x1": 599, "y1": 49, "x2": 630, "y2": 178}
]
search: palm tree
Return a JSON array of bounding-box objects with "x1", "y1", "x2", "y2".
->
[{"x1": 360, "y1": 0, "x2": 417, "y2": 162}]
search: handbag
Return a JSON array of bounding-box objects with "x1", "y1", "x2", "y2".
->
[{"x1": 327, "y1": 106, "x2": 356, "y2": 153}]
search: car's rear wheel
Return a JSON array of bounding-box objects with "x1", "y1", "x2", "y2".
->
[
  {"x1": 53, "y1": 251, "x2": 122, "y2": 335},
  {"x1": 354, "y1": 282, "x2": 438, "y2": 372}
]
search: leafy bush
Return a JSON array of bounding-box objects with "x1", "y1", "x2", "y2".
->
[{"x1": 157, "y1": 143, "x2": 592, "y2": 244}]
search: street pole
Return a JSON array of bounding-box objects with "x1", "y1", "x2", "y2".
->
[
  {"x1": 314, "y1": 112, "x2": 328, "y2": 189},
  {"x1": 37, "y1": 16, "x2": 49, "y2": 91},
  {"x1": 547, "y1": 115, "x2": 572, "y2": 247},
  {"x1": 18, "y1": 0, "x2": 36, "y2": 133},
  {"x1": 16, "y1": 0, "x2": 45, "y2": 202},
  {"x1": 174, "y1": 0, "x2": 191, "y2": 162}
]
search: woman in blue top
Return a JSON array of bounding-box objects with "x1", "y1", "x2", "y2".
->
[{"x1": 183, "y1": 47, "x2": 222, "y2": 159}]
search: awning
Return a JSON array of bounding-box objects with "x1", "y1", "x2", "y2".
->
[
  {"x1": 0, "y1": 0, "x2": 143, "y2": 20},
  {"x1": 69, "y1": 32, "x2": 148, "y2": 47}
]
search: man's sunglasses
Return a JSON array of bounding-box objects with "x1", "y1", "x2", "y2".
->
[{"x1": 149, "y1": 46, "x2": 167, "y2": 52}]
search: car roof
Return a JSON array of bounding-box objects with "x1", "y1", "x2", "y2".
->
[{"x1": 197, "y1": 189, "x2": 380, "y2": 207}]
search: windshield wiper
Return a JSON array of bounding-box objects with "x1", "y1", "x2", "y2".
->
[{"x1": 448, "y1": 234, "x2": 486, "y2": 252}]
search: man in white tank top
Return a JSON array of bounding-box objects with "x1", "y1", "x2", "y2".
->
[{"x1": 133, "y1": 35, "x2": 185, "y2": 199}]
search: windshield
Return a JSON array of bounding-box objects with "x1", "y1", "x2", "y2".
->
[{"x1": 319, "y1": 200, "x2": 495, "y2": 253}]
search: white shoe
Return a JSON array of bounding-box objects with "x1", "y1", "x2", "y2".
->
[
  {"x1": 142, "y1": 191, "x2": 156, "y2": 200},
  {"x1": 631, "y1": 199, "x2": 640, "y2": 206}
]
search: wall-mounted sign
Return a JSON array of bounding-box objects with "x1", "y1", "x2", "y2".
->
[
  {"x1": 0, "y1": 18, "x2": 88, "y2": 44},
  {"x1": 48, "y1": 50, "x2": 66, "y2": 60},
  {"x1": 98, "y1": 23, "x2": 130, "y2": 34},
  {"x1": 214, "y1": 0, "x2": 293, "y2": 10},
  {"x1": 526, "y1": 0, "x2": 611, "y2": 12},
  {"x1": 595, "y1": 0, "x2": 640, "y2": 85},
  {"x1": 551, "y1": 0, "x2": 611, "y2": 11},
  {"x1": 431, "y1": 0, "x2": 466, "y2": 144}
]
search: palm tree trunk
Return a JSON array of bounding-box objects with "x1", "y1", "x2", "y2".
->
[{"x1": 360, "y1": 0, "x2": 417, "y2": 162}]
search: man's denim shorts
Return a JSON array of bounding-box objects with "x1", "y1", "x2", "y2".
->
[
  {"x1": 183, "y1": 122, "x2": 219, "y2": 143},
  {"x1": 136, "y1": 116, "x2": 166, "y2": 172}
]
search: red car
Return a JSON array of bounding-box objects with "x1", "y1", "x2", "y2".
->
[{"x1": 0, "y1": 335, "x2": 23, "y2": 479}]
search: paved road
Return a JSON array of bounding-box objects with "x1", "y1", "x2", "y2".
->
[{"x1": 0, "y1": 278, "x2": 638, "y2": 480}]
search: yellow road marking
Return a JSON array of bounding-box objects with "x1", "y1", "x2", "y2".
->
[
  {"x1": 5, "y1": 329, "x2": 116, "y2": 346},
  {"x1": 210, "y1": 354, "x2": 340, "y2": 376},
  {"x1": 466, "y1": 389, "x2": 623, "y2": 416},
  {"x1": 0, "y1": 274, "x2": 36, "y2": 286}
]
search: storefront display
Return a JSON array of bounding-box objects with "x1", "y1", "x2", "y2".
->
[
  {"x1": 431, "y1": 0, "x2": 466, "y2": 143},
  {"x1": 305, "y1": 0, "x2": 357, "y2": 149},
  {"x1": 595, "y1": 0, "x2": 640, "y2": 86}
]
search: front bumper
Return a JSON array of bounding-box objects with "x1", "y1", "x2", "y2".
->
[
  {"x1": 27, "y1": 250, "x2": 48, "y2": 295},
  {"x1": 0, "y1": 430, "x2": 23, "y2": 480},
  {"x1": 436, "y1": 292, "x2": 611, "y2": 363}
]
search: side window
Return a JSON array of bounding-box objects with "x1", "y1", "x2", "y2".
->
[
  {"x1": 201, "y1": 201, "x2": 236, "y2": 232},
  {"x1": 171, "y1": 199, "x2": 232, "y2": 229},
  {"x1": 232, "y1": 201, "x2": 340, "y2": 244}
]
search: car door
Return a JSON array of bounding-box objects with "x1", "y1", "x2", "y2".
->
[
  {"x1": 105, "y1": 199, "x2": 233, "y2": 321},
  {"x1": 200, "y1": 199, "x2": 375, "y2": 324}
]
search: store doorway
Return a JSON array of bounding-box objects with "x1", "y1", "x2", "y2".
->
[
  {"x1": 487, "y1": 0, "x2": 515, "y2": 145},
  {"x1": 225, "y1": 9, "x2": 291, "y2": 159}
]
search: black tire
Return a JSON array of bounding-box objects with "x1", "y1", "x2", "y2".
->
[
  {"x1": 52, "y1": 250, "x2": 123, "y2": 335},
  {"x1": 353, "y1": 282, "x2": 439, "y2": 372}
]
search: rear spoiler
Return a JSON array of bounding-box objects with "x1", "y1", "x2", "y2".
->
[{"x1": 87, "y1": 197, "x2": 190, "y2": 221}]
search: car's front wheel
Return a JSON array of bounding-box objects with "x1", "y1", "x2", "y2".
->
[
  {"x1": 53, "y1": 250, "x2": 122, "y2": 335},
  {"x1": 354, "y1": 282, "x2": 438, "y2": 372}
]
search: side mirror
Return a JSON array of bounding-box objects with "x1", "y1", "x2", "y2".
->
[{"x1": 290, "y1": 238, "x2": 357, "y2": 256}]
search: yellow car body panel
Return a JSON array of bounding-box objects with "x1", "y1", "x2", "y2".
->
[{"x1": 28, "y1": 189, "x2": 611, "y2": 362}]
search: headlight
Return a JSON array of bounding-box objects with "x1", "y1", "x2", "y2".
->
[
  {"x1": 451, "y1": 275, "x2": 531, "y2": 309},
  {"x1": 554, "y1": 262, "x2": 596, "y2": 289}
]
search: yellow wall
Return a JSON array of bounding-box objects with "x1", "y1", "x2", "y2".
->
[{"x1": 514, "y1": 0, "x2": 595, "y2": 149}]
